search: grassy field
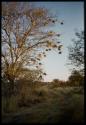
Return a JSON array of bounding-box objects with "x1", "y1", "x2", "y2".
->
[{"x1": 2, "y1": 85, "x2": 84, "y2": 123}]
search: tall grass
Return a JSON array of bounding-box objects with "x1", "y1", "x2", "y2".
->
[{"x1": 2, "y1": 80, "x2": 84, "y2": 123}]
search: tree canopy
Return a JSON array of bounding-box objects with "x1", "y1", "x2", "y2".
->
[
  {"x1": 68, "y1": 70, "x2": 84, "y2": 86},
  {"x1": 68, "y1": 31, "x2": 84, "y2": 75},
  {"x1": 2, "y1": 2, "x2": 63, "y2": 94}
]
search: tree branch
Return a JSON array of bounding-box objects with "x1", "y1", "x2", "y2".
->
[{"x1": 2, "y1": 28, "x2": 14, "y2": 64}]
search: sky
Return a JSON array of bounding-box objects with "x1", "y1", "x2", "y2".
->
[{"x1": 32, "y1": 2, "x2": 84, "y2": 82}]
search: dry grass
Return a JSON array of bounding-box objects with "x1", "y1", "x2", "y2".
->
[{"x1": 2, "y1": 82, "x2": 84, "y2": 123}]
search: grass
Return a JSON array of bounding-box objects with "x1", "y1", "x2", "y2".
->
[{"x1": 2, "y1": 85, "x2": 84, "y2": 123}]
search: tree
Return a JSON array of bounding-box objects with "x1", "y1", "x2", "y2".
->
[
  {"x1": 2, "y1": 2, "x2": 63, "y2": 94},
  {"x1": 68, "y1": 31, "x2": 84, "y2": 75},
  {"x1": 68, "y1": 70, "x2": 84, "y2": 86},
  {"x1": 15, "y1": 68, "x2": 44, "y2": 82},
  {"x1": 52, "y1": 79, "x2": 59, "y2": 83},
  {"x1": 51, "y1": 79, "x2": 65, "y2": 87}
]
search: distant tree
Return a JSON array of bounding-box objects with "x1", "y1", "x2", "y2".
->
[
  {"x1": 68, "y1": 70, "x2": 84, "y2": 86},
  {"x1": 2, "y1": 2, "x2": 63, "y2": 94},
  {"x1": 51, "y1": 79, "x2": 65, "y2": 87},
  {"x1": 52, "y1": 79, "x2": 60, "y2": 83},
  {"x1": 68, "y1": 31, "x2": 84, "y2": 75}
]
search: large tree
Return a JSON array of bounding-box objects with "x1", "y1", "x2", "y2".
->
[
  {"x1": 2, "y1": 2, "x2": 63, "y2": 94},
  {"x1": 68, "y1": 31, "x2": 84, "y2": 75}
]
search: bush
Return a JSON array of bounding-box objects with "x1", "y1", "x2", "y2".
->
[
  {"x1": 33, "y1": 87, "x2": 48, "y2": 96},
  {"x1": 49, "y1": 81, "x2": 66, "y2": 88},
  {"x1": 18, "y1": 86, "x2": 49, "y2": 108}
]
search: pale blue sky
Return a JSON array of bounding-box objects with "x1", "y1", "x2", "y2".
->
[{"x1": 32, "y1": 2, "x2": 84, "y2": 82}]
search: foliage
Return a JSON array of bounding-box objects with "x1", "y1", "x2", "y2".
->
[
  {"x1": 52, "y1": 79, "x2": 60, "y2": 83},
  {"x1": 2, "y1": 2, "x2": 63, "y2": 95},
  {"x1": 2, "y1": 86, "x2": 84, "y2": 123},
  {"x1": 15, "y1": 68, "x2": 44, "y2": 81},
  {"x1": 68, "y1": 70, "x2": 84, "y2": 86},
  {"x1": 68, "y1": 31, "x2": 84, "y2": 72},
  {"x1": 50, "y1": 79, "x2": 66, "y2": 88},
  {"x1": 2, "y1": 2, "x2": 63, "y2": 86}
]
